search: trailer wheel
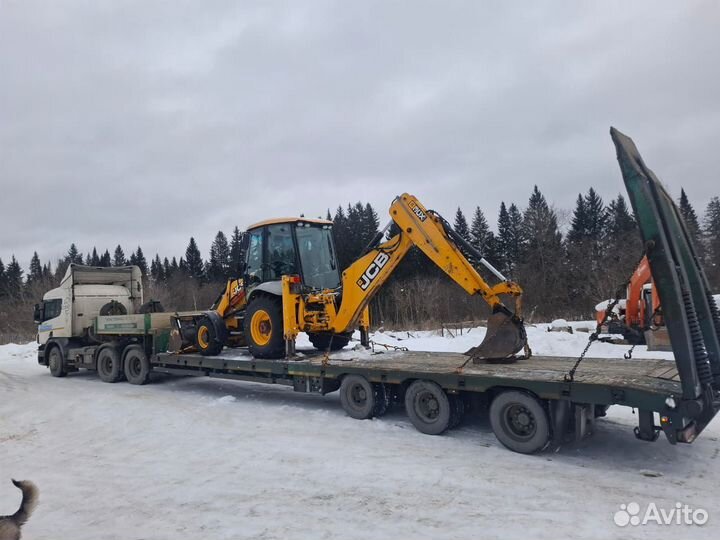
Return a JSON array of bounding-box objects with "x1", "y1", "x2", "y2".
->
[
  {"x1": 97, "y1": 346, "x2": 123, "y2": 383},
  {"x1": 449, "y1": 394, "x2": 466, "y2": 429},
  {"x1": 48, "y1": 345, "x2": 67, "y2": 378},
  {"x1": 489, "y1": 390, "x2": 550, "y2": 454},
  {"x1": 244, "y1": 295, "x2": 285, "y2": 359},
  {"x1": 340, "y1": 375, "x2": 388, "y2": 419},
  {"x1": 405, "y1": 380, "x2": 451, "y2": 435},
  {"x1": 124, "y1": 345, "x2": 151, "y2": 385}
]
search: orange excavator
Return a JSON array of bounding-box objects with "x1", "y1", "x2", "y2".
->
[{"x1": 595, "y1": 256, "x2": 670, "y2": 350}]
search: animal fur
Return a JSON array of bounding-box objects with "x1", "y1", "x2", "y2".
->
[{"x1": 0, "y1": 480, "x2": 38, "y2": 540}]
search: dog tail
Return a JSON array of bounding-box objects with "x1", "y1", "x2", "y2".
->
[{"x1": 10, "y1": 479, "x2": 38, "y2": 526}]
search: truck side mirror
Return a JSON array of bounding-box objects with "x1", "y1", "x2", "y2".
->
[{"x1": 33, "y1": 303, "x2": 43, "y2": 324}]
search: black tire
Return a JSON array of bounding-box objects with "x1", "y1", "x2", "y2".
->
[
  {"x1": 195, "y1": 315, "x2": 226, "y2": 356},
  {"x1": 244, "y1": 295, "x2": 285, "y2": 359},
  {"x1": 47, "y1": 345, "x2": 67, "y2": 378},
  {"x1": 404, "y1": 380, "x2": 451, "y2": 435},
  {"x1": 449, "y1": 394, "x2": 466, "y2": 429},
  {"x1": 124, "y1": 345, "x2": 151, "y2": 385},
  {"x1": 99, "y1": 301, "x2": 127, "y2": 316},
  {"x1": 489, "y1": 390, "x2": 550, "y2": 454},
  {"x1": 308, "y1": 332, "x2": 352, "y2": 352},
  {"x1": 97, "y1": 346, "x2": 123, "y2": 383},
  {"x1": 339, "y1": 375, "x2": 389, "y2": 419}
]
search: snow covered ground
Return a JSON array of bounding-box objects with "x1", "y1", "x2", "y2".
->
[{"x1": 1, "y1": 325, "x2": 718, "y2": 539}]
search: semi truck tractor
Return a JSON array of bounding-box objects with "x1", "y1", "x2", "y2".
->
[{"x1": 35, "y1": 264, "x2": 172, "y2": 383}]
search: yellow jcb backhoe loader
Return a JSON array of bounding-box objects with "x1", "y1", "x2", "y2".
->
[{"x1": 175, "y1": 194, "x2": 527, "y2": 362}]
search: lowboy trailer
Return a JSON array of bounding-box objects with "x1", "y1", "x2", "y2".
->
[{"x1": 37, "y1": 128, "x2": 720, "y2": 454}]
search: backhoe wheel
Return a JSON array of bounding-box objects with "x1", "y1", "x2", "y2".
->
[
  {"x1": 97, "y1": 346, "x2": 123, "y2": 383},
  {"x1": 405, "y1": 380, "x2": 451, "y2": 435},
  {"x1": 195, "y1": 315, "x2": 225, "y2": 356},
  {"x1": 489, "y1": 390, "x2": 550, "y2": 454},
  {"x1": 124, "y1": 345, "x2": 151, "y2": 385},
  {"x1": 308, "y1": 332, "x2": 352, "y2": 352},
  {"x1": 48, "y1": 345, "x2": 67, "y2": 378},
  {"x1": 244, "y1": 295, "x2": 285, "y2": 359},
  {"x1": 339, "y1": 375, "x2": 389, "y2": 419}
]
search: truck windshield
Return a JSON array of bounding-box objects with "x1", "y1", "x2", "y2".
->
[{"x1": 295, "y1": 225, "x2": 340, "y2": 290}]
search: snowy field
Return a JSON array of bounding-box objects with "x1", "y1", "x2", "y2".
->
[{"x1": 2, "y1": 324, "x2": 719, "y2": 539}]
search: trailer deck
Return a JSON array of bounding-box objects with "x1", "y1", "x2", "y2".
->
[{"x1": 153, "y1": 349, "x2": 681, "y2": 411}]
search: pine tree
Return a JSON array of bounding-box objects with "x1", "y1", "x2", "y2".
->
[
  {"x1": 113, "y1": 245, "x2": 126, "y2": 267},
  {"x1": 163, "y1": 257, "x2": 172, "y2": 280},
  {"x1": 516, "y1": 186, "x2": 565, "y2": 319},
  {"x1": 99, "y1": 250, "x2": 112, "y2": 267},
  {"x1": 84, "y1": 253, "x2": 92, "y2": 266},
  {"x1": 361, "y1": 203, "x2": 380, "y2": 248},
  {"x1": 567, "y1": 194, "x2": 587, "y2": 244},
  {"x1": 133, "y1": 247, "x2": 148, "y2": 277},
  {"x1": 150, "y1": 254, "x2": 165, "y2": 282},
  {"x1": 496, "y1": 202, "x2": 512, "y2": 274},
  {"x1": 89, "y1": 247, "x2": 99, "y2": 266},
  {"x1": 0, "y1": 258, "x2": 6, "y2": 298},
  {"x1": 470, "y1": 207, "x2": 490, "y2": 253},
  {"x1": 704, "y1": 196, "x2": 720, "y2": 289},
  {"x1": 184, "y1": 238, "x2": 204, "y2": 281},
  {"x1": 680, "y1": 188, "x2": 702, "y2": 250},
  {"x1": 28, "y1": 252, "x2": 43, "y2": 285},
  {"x1": 507, "y1": 204, "x2": 523, "y2": 269},
  {"x1": 208, "y1": 231, "x2": 231, "y2": 281},
  {"x1": 453, "y1": 207, "x2": 471, "y2": 243},
  {"x1": 229, "y1": 226, "x2": 246, "y2": 277},
  {"x1": 67, "y1": 244, "x2": 83, "y2": 265},
  {"x1": 5, "y1": 256, "x2": 24, "y2": 299}
]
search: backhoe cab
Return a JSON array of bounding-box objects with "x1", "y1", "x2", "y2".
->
[{"x1": 178, "y1": 194, "x2": 528, "y2": 361}]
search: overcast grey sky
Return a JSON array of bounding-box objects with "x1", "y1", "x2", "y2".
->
[{"x1": 1, "y1": 1, "x2": 719, "y2": 269}]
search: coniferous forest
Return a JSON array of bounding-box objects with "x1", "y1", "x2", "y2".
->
[{"x1": 2, "y1": 187, "x2": 719, "y2": 342}]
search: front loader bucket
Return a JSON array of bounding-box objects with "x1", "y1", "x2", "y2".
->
[{"x1": 465, "y1": 306, "x2": 527, "y2": 363}]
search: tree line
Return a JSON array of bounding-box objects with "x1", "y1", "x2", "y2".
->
[{"x1": 1, "y1": 187, "x2": 719, "y2": 341}]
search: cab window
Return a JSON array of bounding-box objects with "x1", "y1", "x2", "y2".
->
[
  {"x1": 266, "y1": 224, "x2": 297, "y2": 280},
  {"x1": 43, "y1": 299, "x2": 62, "y2": 321},
  {"x1": 245, "y1": 229, "x2": 264, "y2": 285}
]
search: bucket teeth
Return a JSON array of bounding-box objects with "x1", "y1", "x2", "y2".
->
[{"x1": 466, "y1": 307, "x2": 527, "y2": 363}]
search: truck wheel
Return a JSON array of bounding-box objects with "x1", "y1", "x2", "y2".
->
[
  {"x1": 339, "y1": 375, "x2": 388, "y2": 419},
  {"x1": 124, "y1": 345, "x2": 151, "y2": 385},
  {"x1": 244, "y1": 296, "x2": 285, "y2": 359},
  {"x1": 308, "y1": 332, "x2": 352, "y2": 352},
  {"x1": 489, "y1": 390, "x2": 550, "y2": 454},
  {"x1": 449, "y1": 394, "x2": 466, "y2": 429},
  {"x1": 404, "y1": 380, "x2": 451, "y2": 435},
  {"x1": 48, "y1": 345, "x2": 67, "y2": 378},
  {"x1": 97, "y1": 346, "x2": 123, "y2": 383},
  {"x1": 195, "y1": 315, "x2": 226, "y2": 356}
]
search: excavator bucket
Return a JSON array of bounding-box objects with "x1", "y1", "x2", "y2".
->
[{"x1": 465, "y1": 306, "x2": 527, "y2": 363}]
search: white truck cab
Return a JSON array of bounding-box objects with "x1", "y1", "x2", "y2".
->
[{"x1": 35, "y1": 264, "x2": 143, "y2": 346}]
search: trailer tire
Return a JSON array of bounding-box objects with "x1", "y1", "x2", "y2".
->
[
  {"x1": 405, "y1": 380, "x2": 451, "y2": 435},
  {"x1": 489, "y1": 390, "x2": 550, "y2": 454},
  {"x1": 449, "y1": 394, "x2": 466, "y2": 429},
  {"x1": 244, "y1": 295, "x2": 285, "y2": 359},
  {"x1": 340, "y1": 375, "x2": 388, "y2": 419},
  {"x1": 97, "y1": 346, "x2": 123, "y2": 383},
  {"x1": 47, "y1": 345, "x2": 67, "y2": 378},
  {"x1": 124, "y1": 345, "x2": 151, "y2": 385}
]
